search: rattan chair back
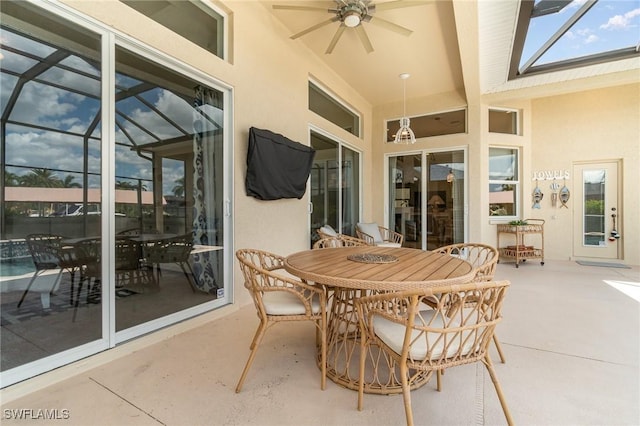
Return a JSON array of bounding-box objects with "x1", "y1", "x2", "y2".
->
[
  {"x1": 313, "y1": 235, "x2": 370, "y2": 249},
  {"x1": 434, "y1": 242, "x2": 498, "y2": 282},
  {"x1": 235, "y1": 248, "x2": 327, "y2": 392},
  {"x1": 356, "y1": 224, "x2": 404, "y2": 246},
  {"x1": 355, "y1": 280, "x2": 513, "y2": 426}
]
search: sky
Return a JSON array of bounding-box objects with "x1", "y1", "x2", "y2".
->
[
  {"x1": 1, "y1": 27, "x2": 223, "y2": 197},
  {"x1": 521, "y1": 0, "x2": 640, "y2": 68}
]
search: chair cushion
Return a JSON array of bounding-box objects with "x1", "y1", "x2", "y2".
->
[
  {"x1": 357, "y1": 222, "x2": 383, "y2": 243},
  {"x1": 372, "y1": 310, "x2": 473, "y2": 360},
  {"x1": 262, "y1": 291, "x2": 321, "y2": 316},
  {"x1": 319, "y1": 225, "x2": 338, "y2": 237}
]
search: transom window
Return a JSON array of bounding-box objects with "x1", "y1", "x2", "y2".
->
[
  {"x1": 308, "y1": 81, "x2": 361, "y2": 137},
  {"x1": 120, "y1": 0, "x2": 226, "y2": 59},
  {"x1": 386, "y1": 109, "x2": 466, "y2": 142},
  {"x1": 489, "y1": 108, "x2": 520, "y2": 135}
]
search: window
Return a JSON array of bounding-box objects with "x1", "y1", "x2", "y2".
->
[
  {"x1": 309, "y1": 81, "x2": 360, "y2": 137},
  {"x1": 120, "y1": 0, "x2": 226, "y2": 59},
  {"x1": 489, "y1": 108, "x2": 519, "y2": 135},
  {"x1": 489, "y1": 147, "x2": 520, "y2": 218},
  {"x1": 386, "y1": 109, "x2": 466, "y2": 142}
]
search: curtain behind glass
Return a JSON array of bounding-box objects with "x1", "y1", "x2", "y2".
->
[{"x1": 191, "y1": 86, "x2": 221, "y2": 294}]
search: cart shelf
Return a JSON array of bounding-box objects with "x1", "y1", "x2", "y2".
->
[{"x1": 497, "y1": 219, "x2": 544, "y2": 268}]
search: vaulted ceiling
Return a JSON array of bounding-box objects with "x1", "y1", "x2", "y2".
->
[{"x1": 265, "y1": 0, "x2": 640, "y2": 107}]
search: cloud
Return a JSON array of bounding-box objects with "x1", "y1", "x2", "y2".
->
[
  {"x1": 584, "y1": 34, "x2": 599, "y2": 44},
  {"x1": 600, "y1": 8, "x2": 640, "y2": 30}
]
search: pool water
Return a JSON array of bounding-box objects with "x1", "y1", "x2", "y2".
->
[{"x1": 0, "y1": 258, "x2": 35, "y2": 277}]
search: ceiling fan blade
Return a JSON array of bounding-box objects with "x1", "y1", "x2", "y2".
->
[
  {"x1": 372, "y1": 0, "x2": 430, "y2": 12},
  {"x1": 355, "y1": 25, "x2": 374, "y2": 54},
  {"x1": 325, "y1": 25, "x2": 346, "y2": 54},
  {"x1": 272, "y1": 5, "x2": 331, "y2": 12},
  {"x1": 290, "y1": 17, "x2": 339, "y2": 39},
  {"x1": 368, "y1": 16, "x2": 412, "y2": 36}
]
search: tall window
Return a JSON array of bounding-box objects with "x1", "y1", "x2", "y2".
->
[{"x1": 489, "y1": 147, "x2": 520, "y2": 218}]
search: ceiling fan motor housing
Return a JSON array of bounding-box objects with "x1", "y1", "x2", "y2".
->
[{"x1": 339, "y1": 1, "x2": 369, "y2": 27}]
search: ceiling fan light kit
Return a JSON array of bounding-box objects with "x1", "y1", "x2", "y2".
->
[
  {"x1": 273, "y1": 0, "x2": 428, "y2": 54},
  {"x1": 394, "y1": 72, "x2": 416, "y2": 145}
]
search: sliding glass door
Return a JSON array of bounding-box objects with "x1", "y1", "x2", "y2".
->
[
  {"x1": 309, "y1": 130, "x2": 360, "y2": 246},
  {"x1": 388, "y1": 150, "x2": 466, "y2": 250},
  {"x1": 0, "y1": 1, "x2": 231, "y2": 386}
]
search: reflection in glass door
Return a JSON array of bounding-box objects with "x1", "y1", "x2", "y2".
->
[
  {"x1": 309, "y1": 131, "x2": 360, "y2": 246},
  {"x1": 389, "y1": 155, "x2": 422, "y2": 248},
  {"x1": 114, "y1": 46, "x2": 224, "y2": 336},
  {"x1": 388, "y1": 150, "x2": 465, "y2": 250},
  {"x1": 0, "y1": 3, "x2": 104, "y2": 383}
]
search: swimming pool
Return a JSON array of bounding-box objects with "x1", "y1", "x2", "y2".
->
[{"x1": 0, "y1": 258, "x2": 35, "y2": 277}]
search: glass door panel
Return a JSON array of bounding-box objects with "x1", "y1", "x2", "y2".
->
[
  {"x1": 310, "y1": 133, "x2": 339, "y2": 246},
  {"x1": 114, "y1": 46, "x2": 223, "y2": 333},
  {"x1": 573, "y1": 162, "x2": 619, "y2": 259},
  {"x1": 388, "y1": 155, "x2": 422, "y2": 248},
  {"x1": 309, "y1": 132, "x2": 360, "y2": 246},
  {"x1": 341, "y1": 146, "x2": 360, "y2": 236},
  {"x1": 0, "y1": 3, "x2": 103, "y2": 373},
  {"x1": 426, "y1": 150, "x2": 465, "y2": 250}
]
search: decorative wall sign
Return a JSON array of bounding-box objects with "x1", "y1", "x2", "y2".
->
[{"x1": 532, "y1": 170, "x2": 570, "y2": 181}]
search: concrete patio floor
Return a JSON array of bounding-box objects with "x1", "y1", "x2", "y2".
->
[{"x1": 1, "y1": 259, "x2": 639, "y2": 425}]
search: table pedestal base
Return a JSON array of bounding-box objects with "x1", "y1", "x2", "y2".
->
[{"x1": 321, "y1": 288, "x2": 433, "y2": 394}]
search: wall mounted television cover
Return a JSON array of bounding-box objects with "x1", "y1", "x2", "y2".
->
[{"x1": 246, "y1": 127, "x2": 316, "y2": 200}]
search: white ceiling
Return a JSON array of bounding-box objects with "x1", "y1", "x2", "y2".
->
[{"x1": 265, "y1": 1, "x2": 640, "y2": 107}]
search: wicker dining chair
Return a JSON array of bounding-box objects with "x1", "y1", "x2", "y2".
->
[
  {"x1": 433, "y1": 242, "x2": 505, "y2": 363},
  {"x1": 235, "y1": 249, "x2": 327, "y2": 392},
  {"x1": 316, "y1": 224, "x2": 339, "y2": 239},
  {"x1": 17, "y1": 234, "x2": 82, "y2": 308},
  {"x1": 356, "y1": 222, "x2": 403, "y2": 247},
  {"x1": 355, "y1": 280, "x2": 513, "y2": 426},
  {"x1": 142, "y1": 234, "x2": 197, "y2": 292},
  {"x1": 313, "y1": 235, "x2": 370, "y2": 249}
]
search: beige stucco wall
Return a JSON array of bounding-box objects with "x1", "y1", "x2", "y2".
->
[{"x1": 528, "y1": 84, "x2": 640, "y2": 265}]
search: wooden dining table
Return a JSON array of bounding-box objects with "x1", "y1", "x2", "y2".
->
[{"x1": 284, "y1": 245, "x2": 475, "y2": 395}]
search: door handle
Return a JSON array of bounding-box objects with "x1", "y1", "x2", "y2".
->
[{"x1": 610, "y1": 207, "x2": 620, "y2": 240}]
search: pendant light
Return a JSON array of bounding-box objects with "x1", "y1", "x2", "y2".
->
[{"x1": 394, "y1": 73, "x2": 416, "y2": 145}]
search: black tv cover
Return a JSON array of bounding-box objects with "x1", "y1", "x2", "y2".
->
[{"x1": 246, "y1": 127, "x2": 316, "y2": 200}]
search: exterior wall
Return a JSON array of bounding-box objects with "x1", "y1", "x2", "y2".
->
[{"x1": 529, "y1": 84, "x2": 640, "y2": 264}]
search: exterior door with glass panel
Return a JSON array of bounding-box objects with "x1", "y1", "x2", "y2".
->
[{"x1": 573, "y1": 162, "x2": 620, "y2": 259}]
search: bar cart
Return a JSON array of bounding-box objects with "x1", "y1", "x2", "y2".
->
[{"x1": 497, "y1": 219, "x2": 545, "y2": 268}]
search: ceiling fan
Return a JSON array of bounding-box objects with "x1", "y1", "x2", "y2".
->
[{"x1": 273, "y1": 1, "x2": 429, "y2": 54}]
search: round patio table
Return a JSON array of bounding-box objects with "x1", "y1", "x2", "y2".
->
[{"x1": 284, "y1": 246, "x2": 475, "y2": 395}]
